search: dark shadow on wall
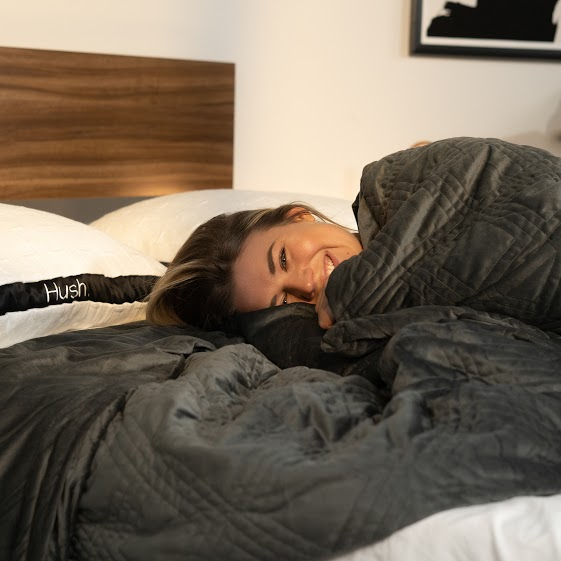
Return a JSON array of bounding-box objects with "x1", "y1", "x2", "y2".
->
[{"x1": 428, "y1": 1, "x2": 560, "y2": 42}]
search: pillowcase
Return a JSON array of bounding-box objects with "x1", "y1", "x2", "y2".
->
[
  {"x1": 90, "y1": 189, "x2": 357, "y2": 263},
  {"x1": 0, "y1": 204, "x2": 166, "y2": 348}
]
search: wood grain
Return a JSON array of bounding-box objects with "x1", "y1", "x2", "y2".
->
[{"x1": 0, "y1": 47, "x2": 234, "y2": 199}]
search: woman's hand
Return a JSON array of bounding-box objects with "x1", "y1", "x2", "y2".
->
[{"x1": 315, "y1": 288, "x2": 335, "y2": 329}]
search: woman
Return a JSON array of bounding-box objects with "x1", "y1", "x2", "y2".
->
[
  {"x1": 149, "y1": 137, "x2": 561, "y2": 336},
  {"x1": 146, "y1": 203, "x2": 362, "y2": 331}
]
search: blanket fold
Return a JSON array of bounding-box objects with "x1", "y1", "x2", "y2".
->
[
  {"x1": 4, "y1": 138, "x2": 561, "y2": 561},
  {"x1": 3, "y1": 319, "x2": 561, "y2": 561},
  {"x1": 328, "y1": 137, "x2": 561, "y2": 326}
]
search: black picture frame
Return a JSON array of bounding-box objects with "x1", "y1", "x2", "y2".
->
[{"x1": 410, "y1": 0, "x2": 561, "y2": 60}]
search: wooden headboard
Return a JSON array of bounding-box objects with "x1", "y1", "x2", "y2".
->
[{"x1": 0, "y1": 46, "x2": 234, "y2": 200}]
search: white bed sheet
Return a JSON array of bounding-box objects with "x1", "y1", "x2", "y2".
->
[{"x1": 331, "y1": 495, "x2": 561, "y2": 561}]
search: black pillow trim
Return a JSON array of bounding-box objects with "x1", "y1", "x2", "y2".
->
[{"x1": 0, "y1": 274, "x2": 160, "y2": 316}]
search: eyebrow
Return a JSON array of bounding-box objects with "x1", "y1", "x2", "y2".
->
[{"x1": 267, "y1": 241, "x2": 276, "y2": 275}]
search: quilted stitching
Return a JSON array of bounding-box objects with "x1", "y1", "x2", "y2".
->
[{"x1": 327, "y1": 138, "x2": 561, "y2": 327}]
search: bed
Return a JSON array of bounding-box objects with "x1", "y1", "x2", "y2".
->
[{"x1": 1, "y1": 46, "x2": 561, "y2": 561}]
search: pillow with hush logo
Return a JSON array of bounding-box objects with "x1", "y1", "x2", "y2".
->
[
  {"x1": 90, "y1": 189, "x2": 358, "y2": 264},
  {"x1": 0, "y1": 204, "x2": 166, "y2": 349}
]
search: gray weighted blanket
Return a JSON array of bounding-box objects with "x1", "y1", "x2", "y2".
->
[
  {"x1": 2, "y1": 138, "x2": 561, "y2": 561},
  {"x1": 329, "y1": 137, "x2": 561, "y2": 327}
]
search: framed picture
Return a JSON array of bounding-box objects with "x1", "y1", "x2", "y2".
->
[{"x1": 411, "y1": 0, "x2": 561, "y2": 60}]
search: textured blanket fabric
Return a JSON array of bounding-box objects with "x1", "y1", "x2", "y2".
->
[
  {"x1": 2, "y1": 318, "x2": 561, "y2": 561},
  {"x1": 4, "y1": 138, "x2": 561, "y2": 561},
  {"x1": 327, "y1": 137, "x2": 561, "y2": 327},
  {"x1": 0, "y1": 323, "x2": 237, "y2": 561}
]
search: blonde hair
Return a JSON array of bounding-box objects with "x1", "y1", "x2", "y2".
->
[{"x1": 146, "y1": 203, "x2": 342, "y2": 330}]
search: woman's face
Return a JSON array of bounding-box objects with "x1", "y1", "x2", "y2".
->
[{"x1": 233, "y1": 213, "x2": 362, "y2": 313}]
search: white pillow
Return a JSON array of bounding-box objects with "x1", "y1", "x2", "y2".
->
[
  {"x1": 90, "y1": 189, "x2": 357, "y2": 263},
  {"x1": 0, "y1": 204, "x2": 166, "y2": 348}
]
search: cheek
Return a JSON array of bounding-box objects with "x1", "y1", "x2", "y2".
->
[
  {"x1": 318, "y1": 225, "x2": 358, "y2": 251},
  {"x1": 296, "y1": 235, "x2": 319, "y2": 253},
  {"x1": 233, "y1": 263, "x2": 273, "y2": 312},
  {"x1": 232, "y1": 259, "x2": 255, "y2": 309},
  {"x1": 349, "y1": 233, "x2": 363, "y2": 254},
  {"x1": 233, "y1": 277, "x2": 257, "y2": 312},
  {"x1": 293, "y1": 237, "x2": 325, "y2": 263}
]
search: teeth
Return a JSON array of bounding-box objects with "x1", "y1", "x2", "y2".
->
[{"x1": 326, "y1": 255, "x2": 335, "y2": 276}]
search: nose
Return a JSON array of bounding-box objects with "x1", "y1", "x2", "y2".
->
[{"x1": 286, "y1": 267, "x2": 316, "y2": 302}]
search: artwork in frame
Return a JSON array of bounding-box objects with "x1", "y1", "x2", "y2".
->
[{"x1": 410, "y1": 0, "x2": 561, "y2": 60}]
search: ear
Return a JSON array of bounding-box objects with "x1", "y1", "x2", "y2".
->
[{"x1": 286, "y1": 207, "x2": 315, "y2": 222}]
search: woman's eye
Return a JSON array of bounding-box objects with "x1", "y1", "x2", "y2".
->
[{"x1": 279, "y1": 247, "x2": 287, "y2": 271}]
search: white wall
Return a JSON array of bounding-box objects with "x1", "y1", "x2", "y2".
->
[{"x1": 3, "y1": 0, "x2": 561, "y2": 200}]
